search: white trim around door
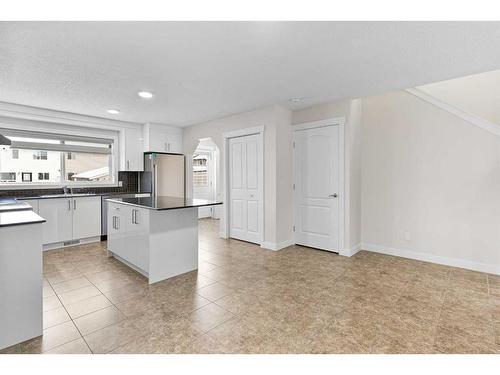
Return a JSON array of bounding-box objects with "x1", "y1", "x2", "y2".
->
[
  {"x1": 221, "y1": 126, "x2": 264, "y2": 246},
  {"x1": 292, "y1": 117, "x2": 345, "y2": 254}
]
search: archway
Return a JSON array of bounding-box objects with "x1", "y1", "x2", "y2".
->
[{"x1": 191, "y1": 138, "x2": 221, "y2": 221}]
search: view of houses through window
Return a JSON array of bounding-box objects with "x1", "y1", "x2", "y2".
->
[
  {"x1": 193, "y1": 154, "x2": 209, "y2": 187},
  {"x1": 0, "y1": 130, "x2": 114, "y2": 185}
]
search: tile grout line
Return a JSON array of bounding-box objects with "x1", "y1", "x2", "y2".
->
[
  {"x1": 80, "y1": 274, "x2": 136, "y2": 353},
  {"x1": 485, "y1": 274, "x2": 496, "y2": 344},
  {"x1": 429, "y1": 268, "x2": 451, "y2": 353},
  {"x1": 44, "y1": 274, "x2": 91, "y2": 354},
  {"x1": 41, "y1": 245, "x2": 145, "y2": 354}
]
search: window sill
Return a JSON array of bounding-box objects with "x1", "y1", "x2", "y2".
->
[{"x1": 0, "y1": 182, "x2": 120, "y2": 190}]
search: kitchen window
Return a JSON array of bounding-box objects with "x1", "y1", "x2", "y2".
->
[{"x1": 0, "y1": 128, "x2": 115, "y2": 187}]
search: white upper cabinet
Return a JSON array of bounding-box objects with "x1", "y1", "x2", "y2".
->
[
  {"x1": 119, "y1": 127, "x2": 144, "y2": 171},
  {"x1": 143, "y1": 123, "x2": 183, "y2": 154}
]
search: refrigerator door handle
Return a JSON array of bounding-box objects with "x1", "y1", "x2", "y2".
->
[{"x1": 153, "y1": 163, "x2": 158, "y2": 197}]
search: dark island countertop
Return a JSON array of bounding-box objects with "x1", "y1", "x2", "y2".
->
[
  {"x1": 0, "y1": 198, "x2": 46, "y2": 227},
  {"x1": 105, "y1": 196, "x2": 223, "y2": 211},
  {"x1": 0, "y1": 199, "x2": 33, "y2": 212},
  {"x1": 0, "y1": 209, "x2": 46, "y2": 227}
]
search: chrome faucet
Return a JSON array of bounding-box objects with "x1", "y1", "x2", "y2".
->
[{"x1": 62, "y1": 186, "x2": 69, "y2": 195}]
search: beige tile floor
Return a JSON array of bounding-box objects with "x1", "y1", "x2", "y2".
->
[{"x1": 1, "y1": 218, "x2": 499, "y2": 354}]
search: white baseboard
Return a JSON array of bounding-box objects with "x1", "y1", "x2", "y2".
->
[
  {"x1": 261, "y1": 240, "x2": 294, "y2": 251},
  {"x1": 340, "y1": 243, "x2": 362, "y2": 257},
  {"x1": 42, "y1": 236, "x2": 100, "y2": 252},
  {"x1": 362, "y1": 242, "x2": 500, "y2": 276}
]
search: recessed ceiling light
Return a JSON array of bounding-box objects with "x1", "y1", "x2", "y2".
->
[
  {"x1": 107, "y1": 109, "x2": 120, "y2": 115},
  {"x1": 138, "y1": 91, "x2": 154, "y2": 99},
  {"x1": 289, "y1": 97, "x2": 302, "y2": 103}
]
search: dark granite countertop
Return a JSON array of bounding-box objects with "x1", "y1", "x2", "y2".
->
[
  {"x1": 14, "y1": 192, "x2": 146, "y2": 200},
  {"x1": 106, "y1": 196, "x2": 223, "y2": 211},
  {"x1": 16, "y1": 193, "x2": 102, "y2": 200},
  {"x1": 0, "y1": 210, "x2": 46, "y2": 227},
  {"x1": 0, "y1": 198, "x2": 33, "y2": 212}
]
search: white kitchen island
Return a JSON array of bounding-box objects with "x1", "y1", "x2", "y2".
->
[{"x1": 106, "y1": 196, "x2": 222, "y2": 284}]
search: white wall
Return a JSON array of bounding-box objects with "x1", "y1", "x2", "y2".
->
[
  {"x1": 275, "y1": 106, "x2": 294, "y2": 245},
  {"x1": 361, "y1": 90, "x2": 500, "y2": 274},
  {"x1": 345, "y1": 99, "x2": 363, "y2": 251},
  {"x1": 292, "y1": 99, "x2": 363, "y2": 253},
  {"x1": 183, "y1": 105, "x2": 293, "y2": 249}
]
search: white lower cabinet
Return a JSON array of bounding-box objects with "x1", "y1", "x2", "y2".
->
[
  {"x1": 18, "y1": 199, "x2": 39, "y2": 214},
  {"x1": 37, "y1": 196, "x2": 101, "y2": 246},
  {"x1": 72, "y1": 196, "x2": 101, "y2": 240},
  {"x1": 107, "y1": 203, "x2": 125, "y2": 258},
  {"x1": 39, "y1": 198, "x2": 73, "y2": 244},
  {"x1": 107, "y1": 203, "x2": 149, "y2": 272},
  {"x1": 130, "y1": 207, "x2": 149, "y2": 271}
]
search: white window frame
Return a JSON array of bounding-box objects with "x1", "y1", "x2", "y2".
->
[{"x1": 0, "y1": 126, "x2": 119, "y2": 190}]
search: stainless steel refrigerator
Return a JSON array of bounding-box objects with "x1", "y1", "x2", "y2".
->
[{"x1": 140, "y1": 152, "x2": 185, "y2": 197}]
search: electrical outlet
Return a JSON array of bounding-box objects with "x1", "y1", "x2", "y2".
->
[{"x1": 118, "y1": 181, "x2": 123, "y2": 187}]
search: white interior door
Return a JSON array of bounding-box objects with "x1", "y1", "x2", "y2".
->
[
  {"x1": 228, "y1": 134, "x2": 262, "y2": 244},
  {"x1": 294, "y1": 125, "x2": 340, "y2": 252},
  {"x1": 193, "y1": 151, "x2": 214, "y2": 219}
]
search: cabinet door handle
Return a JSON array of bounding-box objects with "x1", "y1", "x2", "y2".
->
[
  {"x1": 131, "y1": 210, "x2": 135, "y2": 224},
  {"x1": 112, "y1": 216, "x2": 116, "y2": 229},
  {"x1": 68, "y1": 200, "x2": 71, "y2": 211},
  {"x1": 127, "y1": 160, "x2": 130, "y2": 170},
  {"x1": 73, "y1": 199, "x2": 77, "y2": 210},
  {"x1": 116, "y1": 217, "x2": 119, "y2": 229}
]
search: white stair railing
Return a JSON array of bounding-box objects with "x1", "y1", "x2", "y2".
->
[{"x1": 405, "y1": 88, "x2": 500, "y2": 137}]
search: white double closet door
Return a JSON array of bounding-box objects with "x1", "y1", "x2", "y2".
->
[
  {"x1": 294, "y1": 125, "x2": 340, "y2": 252},
  {"x1": 228, "y1": 133, "x2": 262, "y2": 244}
]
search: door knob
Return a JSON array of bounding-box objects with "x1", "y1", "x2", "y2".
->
[{"x1": 329, "y1": 193, "x2": 338, "y2": 198}]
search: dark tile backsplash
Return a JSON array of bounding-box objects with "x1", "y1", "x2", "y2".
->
[{"x1": 0, "y1": 171, "x2": 139, "y2": 198}]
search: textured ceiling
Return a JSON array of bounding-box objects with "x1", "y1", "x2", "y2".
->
[{"x1": 1, "y1": 21, "x2": 500, "y2": 127}]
